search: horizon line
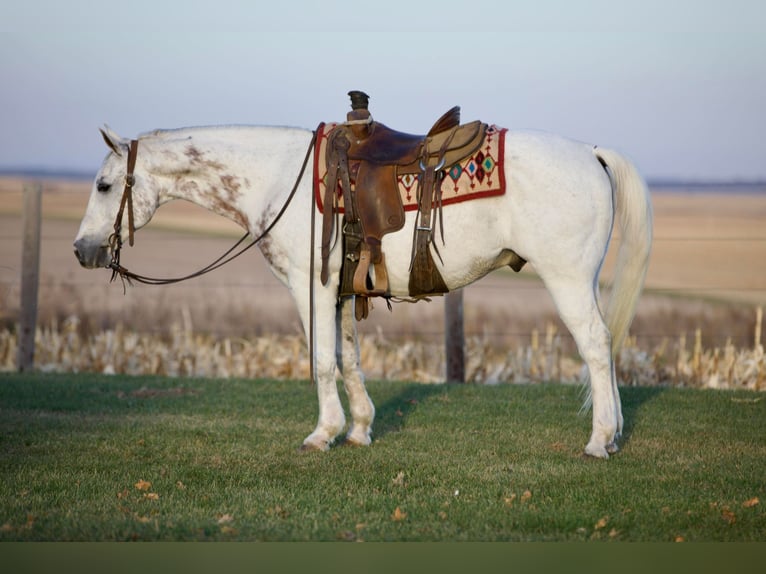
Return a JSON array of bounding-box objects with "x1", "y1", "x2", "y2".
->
[{"x1": 1, "y1": 166, "x2": 765, "y2": 189}]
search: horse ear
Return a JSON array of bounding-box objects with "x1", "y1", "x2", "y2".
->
[{"x1": 99, "y1": 125, "x2": 125, "y2": 156}]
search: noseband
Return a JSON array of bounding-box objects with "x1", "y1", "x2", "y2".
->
[{"x1": 106, "y1": 130, "x2": 317, "y2": 286}]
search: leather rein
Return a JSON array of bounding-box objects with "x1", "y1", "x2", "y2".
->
[{"x1": 107, "y1": 131, "x2": 317, "y2": 287}]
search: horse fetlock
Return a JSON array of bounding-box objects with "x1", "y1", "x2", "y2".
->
[{"x1": 349, "y1": 402, "x2": 375, "y2": 431}]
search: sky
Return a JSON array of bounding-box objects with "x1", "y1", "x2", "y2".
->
[{"x1": 1, "y1": 0, "x2": 765, "y2": 181}]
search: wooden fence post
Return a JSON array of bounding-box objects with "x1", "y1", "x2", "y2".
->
[
  {"x1": 444, "y1": 289, "x2": 465, "y2": 382},
  {"x1": 17, "y1": 182, "x2": 42, "y2": 372}
]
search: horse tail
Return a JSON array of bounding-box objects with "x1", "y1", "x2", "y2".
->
[{"x1": 593, "y1": 146, "x2": 653, "y2": 357}]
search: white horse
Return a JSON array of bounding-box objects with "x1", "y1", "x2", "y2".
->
[{"x1": 74, "y1": 122, "x2": 652, "y2": 458}]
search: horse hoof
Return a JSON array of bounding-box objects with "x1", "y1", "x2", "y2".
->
[
  {"x1": 606, "y1": 440, "x2": 620, "y2": 455},
  {"x1": 583, "y1": 444, "x2": 610, "y2": 459},
  {"x1": 343, "y1": 438, "x2": 370, "y2": 448},
  {"x1": 298, "y1": 441, "x2": 328, "y2": 453}
]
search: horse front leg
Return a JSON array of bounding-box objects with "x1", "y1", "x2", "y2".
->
[
  {"x1": 336, "y1": 296, "x2": 375, "y2": 446},
  {"x1": 299, "y1": 288, "x2": 346, "y2": 452}
]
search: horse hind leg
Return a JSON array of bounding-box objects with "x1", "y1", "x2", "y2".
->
[
  {"x1": 336, "y1": 296, "x2": 375, "y2": 446},
  {"x1": 537, "y1": 271, "x2": 621, "y2": 458}
]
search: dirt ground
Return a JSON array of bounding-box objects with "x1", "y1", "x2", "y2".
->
[{"x1": 1, "y1": 177, "x2": 764, "y2": 349}]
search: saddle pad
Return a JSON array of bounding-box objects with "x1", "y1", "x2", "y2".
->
[{"x1": 313, "y1": 122, "x2": 507, "y2": 214}]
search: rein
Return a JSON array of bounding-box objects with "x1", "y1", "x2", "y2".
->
[{"x1": 107, "y1": 130, "x2": 318, "y2": 287}]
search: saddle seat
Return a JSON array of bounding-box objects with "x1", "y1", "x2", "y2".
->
[{"x1": 346, "y1": 106, "x2": 484, "y2": 172}]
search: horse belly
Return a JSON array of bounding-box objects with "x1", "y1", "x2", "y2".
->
[{"x1": 380, "y1": 198, "x2": 512, "y2": 295}]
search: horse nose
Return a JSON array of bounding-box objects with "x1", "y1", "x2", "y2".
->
[
  {"x1": 73, "y1": 238, "x2": 88, "y2": 266},
  {"x1": 74, "y1": 247, "x2": 83, "y2": 264}
]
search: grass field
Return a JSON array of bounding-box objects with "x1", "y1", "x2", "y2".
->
[{"x1": 1, "y1": 373, "x2": 764, "y2": 541}]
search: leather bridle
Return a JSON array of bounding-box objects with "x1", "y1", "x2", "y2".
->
[
  {"x1": 107, "y1": 131, "x2": 317, "y2": 287},
  {"x1": 107, "y1": 139, "x2": 138, "y2": 277}
]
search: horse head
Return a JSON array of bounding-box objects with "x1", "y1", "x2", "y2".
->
[{"x1": 73, "y1": 126, "x2": 160, "y2": 269}]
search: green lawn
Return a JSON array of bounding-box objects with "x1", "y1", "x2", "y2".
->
[{"x1": 0, "y1": 373, "x2": 764, "y2": 541}]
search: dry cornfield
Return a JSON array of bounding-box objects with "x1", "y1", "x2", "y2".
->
[{"x1": 1, "y1": 307, "x2": 763, "y2": 390}]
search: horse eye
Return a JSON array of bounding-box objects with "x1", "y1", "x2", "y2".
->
[{"x1": 96, "y1": 181, "x2": 111, "y2": 193}]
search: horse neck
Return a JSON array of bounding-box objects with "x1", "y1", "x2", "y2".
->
[{"x1": 148, "y1": 126, "x2": 306, "y2": 231}]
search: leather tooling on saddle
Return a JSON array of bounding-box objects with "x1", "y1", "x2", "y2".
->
[{"x1": 318, "y1": 91, "x2": 508, "y2": 320}]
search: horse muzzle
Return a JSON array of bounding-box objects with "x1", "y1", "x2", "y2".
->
[{"x1": 73, "y1": 237, "x2": 111, "y2": 269}]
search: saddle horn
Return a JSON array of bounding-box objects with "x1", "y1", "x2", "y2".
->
[{"x1": 348, "y1": 90, "x2": 370, "y2": 110}]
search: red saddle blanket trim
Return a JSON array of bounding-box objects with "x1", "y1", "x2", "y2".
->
[{"x1": 313, "y1": 122, "x2": 507, "y2": 214}]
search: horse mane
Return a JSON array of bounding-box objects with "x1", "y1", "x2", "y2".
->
[{"x1": 140, "y1": 124, "x2": 308, "y2": 141}]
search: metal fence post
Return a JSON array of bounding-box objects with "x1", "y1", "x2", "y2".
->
[{"x1": 17, "y1": 182, "x2": 42, "y2": 372}]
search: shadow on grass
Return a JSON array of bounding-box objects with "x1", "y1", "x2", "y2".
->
[
  {"x1": 618, "y1": 385, "x2": 666, "y2": 448},
  {"x1": 371, "y1": 382, "x2": 452, "y2": 440},
  {"x1": 370, "y1": 382, "x2": 666, "y2": 452}
]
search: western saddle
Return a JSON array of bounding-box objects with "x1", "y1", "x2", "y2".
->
[{"x1": 320, "y1": 91, "x2": 487, "y2": 320}]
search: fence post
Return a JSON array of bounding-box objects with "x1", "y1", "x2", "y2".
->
[
  {"x1": 17, "y1": 182, "x2": 42, "y2": 372},
  {"x1": 444, "y1": 289, "x2": 465, "y2": 382}
]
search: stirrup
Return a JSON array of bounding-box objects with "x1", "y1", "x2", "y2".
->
[{"x1": 352, "y1": 243, "x2": 389, "y2": 297}]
